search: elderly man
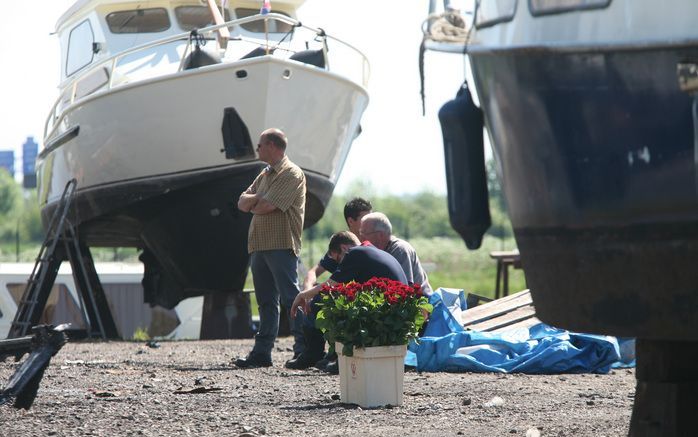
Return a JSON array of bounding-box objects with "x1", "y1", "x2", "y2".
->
[
  {"x1": 359, "y1": 212, "x2": 433, "y2": 296},
  {"x1": 235, "y1": 128, "x2": 306, "y2": 368}
]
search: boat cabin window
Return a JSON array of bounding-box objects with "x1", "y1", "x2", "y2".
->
[
  {"x1": 475, "y1": 0, "x2": 517, "y2": 28},
  {"x1": 234, "y1": 8, "x2": 293, "y2": 33},
  {"x1": 529, "y1": 0, "x2": 611, "y2": 16},
  {"x1": 66, "y1": 20, "x2": 95, "y2": 76},
  {"x1": 106, "y1": 8, "x2": 170, "y2": 34},
  {"x1": 175, "y1": 6, "x2": 231, "y2": 31}
]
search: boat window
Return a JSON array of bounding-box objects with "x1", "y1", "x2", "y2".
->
[
  {"x1": 234, "y1": 8, "x2": 293, "y2": 33},
  {"x1": 106, "y1": 8, "x2": 170, "y2": 34},
  {"x1": 66, "y1": 20, "x2": 95, "y2": 76},
  {"x1": 175, "y1": 6, "x2": 231, "y2": 31},
  {"x1": 475, "y1": 0, "x2": 517, "y2": 29},
  {"x1": 529, "y1": 0, "x2": 611, "y2": 16}
]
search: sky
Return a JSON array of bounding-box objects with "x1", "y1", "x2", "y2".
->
[{"x1": 0, "y1": 0, "x2": 469, "y2": 195}]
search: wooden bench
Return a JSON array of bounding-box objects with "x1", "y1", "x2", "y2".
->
[{"x1": 489, "y1": 250, "x2": 522, "y2": 299}]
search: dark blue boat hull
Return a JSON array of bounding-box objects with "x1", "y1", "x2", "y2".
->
[{"x1": 470, "y1": 44, "x2": 698, "y2": 339}]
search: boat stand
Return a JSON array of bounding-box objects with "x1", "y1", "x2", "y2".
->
[{"x1": 7, "y1": 179, "x2": 119, "y2": 340}]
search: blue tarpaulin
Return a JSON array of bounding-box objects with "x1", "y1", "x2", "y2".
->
[{"x1": 405, "y1": 288, "x2": 635, "y2": 373}]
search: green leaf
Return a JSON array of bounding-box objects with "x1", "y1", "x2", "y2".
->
[{"x1": 342, "y1": 343, "x2": 354, "y2": 357}]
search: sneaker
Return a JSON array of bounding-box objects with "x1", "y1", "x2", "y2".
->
[{"x1": 234, "y1": 352, "x2": 272, "y2": 368}]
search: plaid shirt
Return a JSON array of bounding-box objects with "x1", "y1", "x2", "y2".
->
[{"x1": 246, "y1": 156, "x2": 306, "y2": 256}]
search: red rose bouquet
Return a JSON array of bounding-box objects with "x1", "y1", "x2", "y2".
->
[{"x1": 314, "y1": 277, "x2": 433, "y2": 356}]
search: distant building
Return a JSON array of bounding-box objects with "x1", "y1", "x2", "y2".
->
[
  {"x1": 22, "y1": 136, "x2": 38, "y2": 188},
  {"x1": 0, "y1": 151, "x2": 14, "y2": 177}
]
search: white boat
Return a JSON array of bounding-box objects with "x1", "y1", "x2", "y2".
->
[{"x1": 38, "y1": 1, "x2": 369, "y2": 319}]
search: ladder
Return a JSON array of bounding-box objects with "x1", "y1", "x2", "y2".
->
[{"x1": 7, "y1": 179, "x2": 119, "y2": 339}]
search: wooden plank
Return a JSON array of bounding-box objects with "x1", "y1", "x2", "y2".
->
[
  {"x1": 461, "y1": 289, "x2": 532, "y2": 327},
  {"x1": 490, "y1": 316, "x2": 542, "y2": 334},
  {"x1": 465, "y1": 305, "x2": 537, "y2": 332}
]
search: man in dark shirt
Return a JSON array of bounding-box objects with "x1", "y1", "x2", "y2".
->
[
  {"x1": 302, "y1": 197, "x2": 372, "y2": 289},
  {"x1": 286, "y1": 231, "x2": 407, "y2": 370},
  {"x1": 291, "y1": 231, "x2": 407, "y2": 316},
  {"x1": 329, "y1": 238, "x2": 407, "y2": 285}
]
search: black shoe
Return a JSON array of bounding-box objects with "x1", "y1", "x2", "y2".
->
[
  {"x1": 285, "y1": 326, "x2": 326, "y2": 370},
  {"x1": 324, "y1": 360, "x2": 338, "y2": 375},
  {"x1": 314, "y1": 352, "x2": 338, "y2": 371},
  {"x1": 234, "y1": 352, "x2": 272, "y2": 368},
  {"x1": 285, "y1": 349, "x2": 325, "y2": 370}
]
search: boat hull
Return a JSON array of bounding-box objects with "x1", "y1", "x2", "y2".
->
[
  {"x1": 41, "y1": 159, "x2": 334, "y2": 310},
  {"x1": 470, "y1": 43, "x2": 698, "y2": 339}
]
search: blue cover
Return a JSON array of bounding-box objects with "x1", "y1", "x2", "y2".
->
[{"x1": 405, "y1": 288, "x2": 633, "y2": 374}]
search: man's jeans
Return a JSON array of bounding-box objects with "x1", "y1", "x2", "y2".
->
[{"x1": 250, "y1": 250, "x2": 305, "y2": 357}]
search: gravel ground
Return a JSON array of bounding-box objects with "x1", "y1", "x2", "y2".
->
[{"x1": 0, "y1": 337, "x2": 635, "y2": 437}]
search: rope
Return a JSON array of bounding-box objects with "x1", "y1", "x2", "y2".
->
[
  {"x1": 422, "y1": 11, "x2": 470, "y2": 45},
  {"x1": 272, "y1": 22, "x2": 299, "y2": 51},
  {"x1": 418, "y1": 8, "x2": 476, "y2": 116},
  {"x1": 419, "y1": 39, "x2": 427, "y2": 116}
]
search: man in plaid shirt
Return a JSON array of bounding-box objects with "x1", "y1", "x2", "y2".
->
[{"x1": 235, "y1": 128, "x2": 306, "y2": 368}]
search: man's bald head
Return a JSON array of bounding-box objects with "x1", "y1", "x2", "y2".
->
[{"x1": 260, "y1": 128, "x2": 288, "y2": 151}]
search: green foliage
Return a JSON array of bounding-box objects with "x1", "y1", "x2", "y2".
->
[
  {"x1": 0, "y1": 171, "x2": 46, "y2": 259},
  {"x1": 309, "y1": 159, "x2": 513, "y2": 243},
  {"x1": 408, "y1": 236, "x2": 526, "y2": 297},
  {"x1": 309, "y1": 182, "x2": 459, "y2": 242},
  {"x1": 315, "y1": 279, "x2": 432, "y2": 356},
  {"x1": 91, "y1": 247, "x2": 140, "y2": 262},
  {"x1": 298, "y1": 173, "x2": 524, "y2": 301},
  {"x1": 0, "y1": 169, "x2": 24, "y2": 241},
  {"x1": 486, "y1": 157, "x2": 507, "y2": 213},
  {"x1": 132, "y1": 327, "x2": 150, "y2": 341},
  {"x1": 488, "y1": 202, "x2": 513, "y2": 239},
  {"x1": 18, "y1": 190, "x2": 45, "y2": 242},
  {"x1": 0, "y1": 169, "x2": 21, "y2": 217},
  {"x1": 485, "y1": 158, "x2": 513, "y2": 239}
]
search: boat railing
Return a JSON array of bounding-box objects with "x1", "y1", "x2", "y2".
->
[{"x1": 44, "y1": 13, "x2": 370, "y2": 141}]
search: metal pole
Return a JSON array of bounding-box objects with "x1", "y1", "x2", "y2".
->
[
  {"x1": 15, "y1": 219, "x2": 19, "y2": 262},
  {"x1": 264, "y1": 18, "x2": 269, "y2": 54}
]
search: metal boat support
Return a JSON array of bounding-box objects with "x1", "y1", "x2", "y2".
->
[{"x1": 9, "y1": 180, "x2": 118, "y2": 340}]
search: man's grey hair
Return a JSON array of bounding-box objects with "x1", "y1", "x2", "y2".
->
[{"x1": 362, "y1": 212, "x2": 392, "y2": 236}]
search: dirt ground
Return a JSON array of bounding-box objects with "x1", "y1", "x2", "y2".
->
[{"x1": 0, "y1": 337, "x2": 635, "y2": 437}]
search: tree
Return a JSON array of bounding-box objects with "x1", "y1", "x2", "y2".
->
[
  {"x1": 304, "y1": 172, "x2": 515, "y2": 243},
  {"x1": 19, "y1": 190, "x2": 45, "y2": 243},
  {"x1": 0, "y1": 169, "x2": 21, "y2": 217},
  {"x1": 486, "y1": 158, "x2": 507, "y2": 212},
  {"x1": 484, "y1": 158, "x2": 513, "y2": 239},
  {"x1": 0, "y1": 169, "x2": 23, "y2": 240}
]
